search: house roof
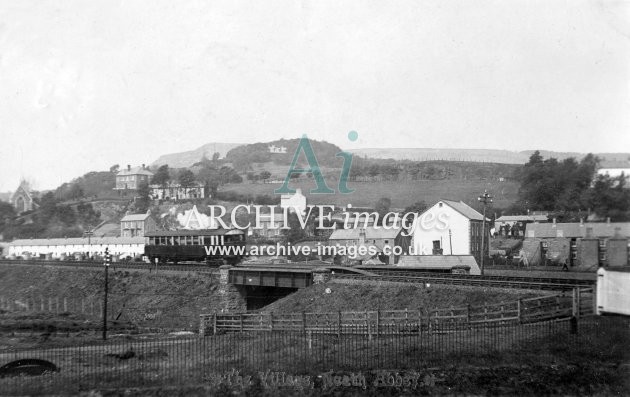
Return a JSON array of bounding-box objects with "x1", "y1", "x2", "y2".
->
[
  {"x1": 395, "y1": 255, "x2": 480, "y2": 274},
  {"x1": 329, "y1": 227, "x2": 403, "y2": 240},
  {"x1": 9, "y1": 237, "x2": 146, "y2": 247},
  {"x1": 121, "y1": 213, "x2": 151, "y2": 222},
  {"x1": 525, "y1": 222, "x2": 630, "y2": 239},
  {"x1": 117, "y1": 167, "x2": 154, "y2": 177},
  {"x1": 145, "y1": 228, "x2": 244, "y2": 237},
  {"x1": 438, "y1": 199, "x2": 487, "y2": 221},
  {"x1": 496, "y1": 215, "x2": 548, "y2": 222}
]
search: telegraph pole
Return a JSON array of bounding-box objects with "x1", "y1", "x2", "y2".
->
[
  {"x1": 477, "y1": 190, "x2": 493, "y2": 275},
  {"x1": 84, "y1": 230, "x2": 94, "y2": 259},
  {"x1": 102, "y1": 247, "x2": 111, "y2": 340}
]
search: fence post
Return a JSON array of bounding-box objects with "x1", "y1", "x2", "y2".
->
[
  {"x1": 555, "y1": 296, "x2": 560, "y2": 315},
  {"x1": 517, "y1": 299, "x2": 522, "y2": 323},
  {"x1": 213, "y1": 313, "x2": 217, "y2": 335},
  {"x1": 366, "y1": 310, "x2": 371, "y2": 341},
  {"x1": 63, "y1": 297, "x2": 68, "y2": 313},
  {"x1": 467, "y1": 304, "x2": 471, "y2": 323},
  {"x1": 269, "y1": 312, "x2": 274, "y2": 332},
  {"x1": 302, "y1": 311, "x2": 307, "y2": 335},
  {"x1": 239, "y1": 313, "x2": 243, "y2": 333},
  {"x1": 376, "y1": 310, "x2": 380, "y2": 337},
  {"x1": 41, "y1": 296, "x2": 44, "y2": 312},
  {"x1": 337, "y1": 311, "x2": 342, "y2": 337}
]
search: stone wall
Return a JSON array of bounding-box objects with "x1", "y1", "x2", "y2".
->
[
  {"x1": 607, "y1": 238, "x2": 629, "y2": 268},
  {"x1": 576, "y1": 239, "x2": 598, "y2": 270}
]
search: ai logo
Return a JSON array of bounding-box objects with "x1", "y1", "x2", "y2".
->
[{"x1": 274, "y1": 134, "x2": 355, "y2": 195}]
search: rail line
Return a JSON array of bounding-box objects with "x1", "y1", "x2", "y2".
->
[
  {"x1": 0, "y1": 259, "x2": 596, "y2": 290},
  {"x1": 332, "y1": 273, "x2": 594, "y2": 290},
  {"x1": 0, "y1": 259, "x2": 217, "y2": 273}
]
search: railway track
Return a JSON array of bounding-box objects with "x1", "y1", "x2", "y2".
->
[
  {"x1": 333, "y1": 272, "x2": 594, "y2": 291},
  {"x1": 1, "y1": 259, "x2": 595, "y2": 290},
  {"x1": 366, "y1": 270, "x2": 595, "y2": 287},
  {"x1": 0, "y1": 259, "x2": 217, "y2": 273}
]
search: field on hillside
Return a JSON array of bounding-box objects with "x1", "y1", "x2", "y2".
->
[{"x1": 220, "y1": 178, "x2": 519, "y2": 209}]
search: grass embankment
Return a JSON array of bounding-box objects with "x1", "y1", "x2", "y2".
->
[
  {"x1": 0, "y1": 264, "x2": 222, "y2": 339},
  {"x1": 262, "y1": 281, "x2": 546, "y2": 313}
]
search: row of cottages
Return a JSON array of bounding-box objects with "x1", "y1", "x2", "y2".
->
[
  {"x1": 7, "y1": 237, "x2": 146, "y2": 260},
  {"x1": 149, "y1": 182, "x2": 205, "y2": 201},
  {"x1": 522, "y1": 221, "x2": 630, "y2": 269}
]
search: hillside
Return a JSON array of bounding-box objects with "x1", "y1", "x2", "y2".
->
[
  {"x1": 349, "y1": 148, "x2": 630, "y2": 165},
  {"x1": 152, "y1": 142, "x2": 242, "y2": 168}
]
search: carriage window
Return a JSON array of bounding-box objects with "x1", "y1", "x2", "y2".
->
[
  {"x1": 192, "y1": 236, "x2": 199, "y2": 245},
  {"x1": 199, "y1": 236, "x2": 205, "y2": 245}
]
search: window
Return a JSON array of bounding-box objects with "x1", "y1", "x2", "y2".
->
[
  {"x1": 598, "y1": 239, "x2": 606, "y2": 248},
  {"x1": 599, "y1": 252, "x2": 606, "y2": 261}
]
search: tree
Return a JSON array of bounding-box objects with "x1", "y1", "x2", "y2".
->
[
  {"x1": 76, "y1": 202, "x2": 101, "y2": 229},
  {"x1": 516, "y1": 152, "x2": 599, "y2": 217},
  {"x1": 260, "y1": 170, "x2": 271, "y2": 183},
  {"x1": 152, "y1": 165, "x2": 171, "y2": 187},
  {"x1": 109, "y1": 164, "x2": 120, "y2": 174},
  {"x1": 374, "y1": 197, "x2": 392, "y2": 225},
  {"x1": 0, "y1": 202, "x2": 16, "y2": 235},
  {"x1": 135, "y1": 181, "x2": 152, "y2": 213},
  {"x1": 584, "y1": 174, "x2": 630, "y2": 221}
]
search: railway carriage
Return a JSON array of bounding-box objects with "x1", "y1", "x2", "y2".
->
[{"x1": 144, "y1": 229, "x2": 246, "y2": 265}]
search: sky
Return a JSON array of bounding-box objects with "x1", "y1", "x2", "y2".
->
[{"x1": 0, "y1": 0, "x2": 629, "y2": 192}]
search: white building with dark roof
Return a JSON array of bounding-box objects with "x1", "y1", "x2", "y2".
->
[{"x1": 409, "y1": 199, "x2": 490, "y2": 264}]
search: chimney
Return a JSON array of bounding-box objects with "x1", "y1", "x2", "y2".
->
[
  {"x1": 142, "y1": 164, "x2": 146, "y2": 169},
  {"x1": 580, "y1": 218, "x2": 584, "y2": 226},
  {"x1": 606, "y1": 217, "x2": 611, "y2": 224},
  {"x1": 127, "y1": 164, "x2": 131, "y2": 171},
  {"x1": 552, "y1": 218, "x2": 556, "y2": 227}
]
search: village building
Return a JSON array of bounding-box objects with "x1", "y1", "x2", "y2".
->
[
  {"x1": 268, "y1": 145, "x2": 287, "y2": 154},
  {"x1": 328, "y1": 226, "x2": 411, "y2": 264},
  {"x1": 280, "y1": 188, "x2": 306, "y2": 214},
  {"x1": 114, "y1": 165, "x2": 153, "y2": 191},
  {"x1": 494, "y1": 214, "x2": 548, "y2": 237},
  {"x1": 252, "y1": 213, "x2": 286, "y2": 240},
  {"x1": 522, "y1": 220, "x2": 630, "y2": 269},
  {"x1": 150, "y1": 182, "x2": 205, "y2": 201},
  {"x1": 120, "y1": 212, "x2": 157, "y2": 237},
  {"x1": 409, "y1": 199, "x2": 490, "y2": 265},
  {"x1": 10, "y1": 181, "x2": 37, "y2": 214},
  {"x1": 596, "y1": 167, "x2": 630, "y2": 182}
]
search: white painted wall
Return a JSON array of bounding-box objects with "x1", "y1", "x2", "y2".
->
[
  {"x1": 410, "y1": 202, "x2": 470, "y2": 255},
  {"x1": 597, "y1": 268, "x2": 630, "y2": 316}
]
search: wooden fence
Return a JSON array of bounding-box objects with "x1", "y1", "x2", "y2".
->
[{"x1": 200, "y1": 287, "x2": 594, "y2": 335}]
